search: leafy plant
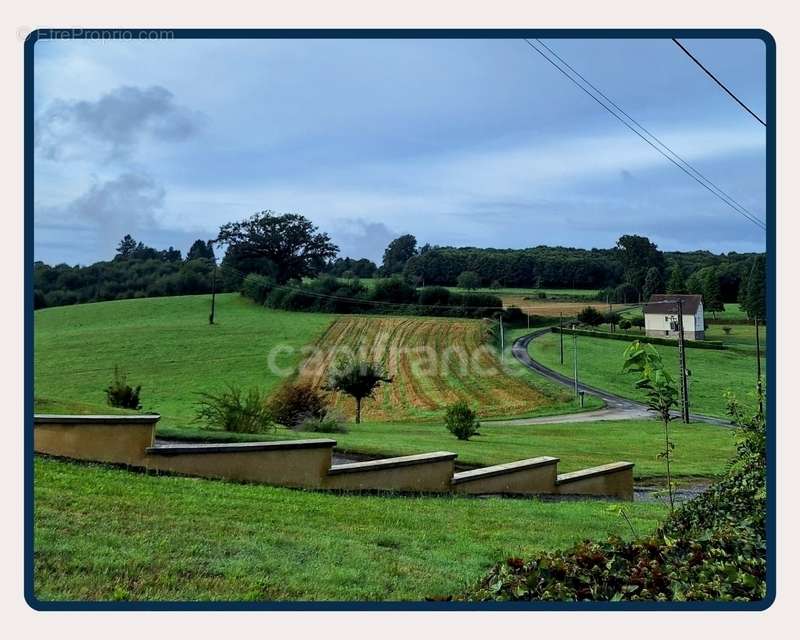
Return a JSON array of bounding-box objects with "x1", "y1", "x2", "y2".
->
[
  {"x1": 722, "y1": 326, "x2": 733, "y2": 335},
  {"x1": 619, "y1": 319, "x2": 632, "y2": 332},
  {"x1": 324, "y1": 359, "x2": 392, "y2": 424},
  {"x1": 195, "y1": 386, "x2": 274, "y2": 433},
  {"x1": 266, "y1": 381, "x2": 327, "y2": 427},
  {"x1": 444, "y1": 401, "x2": 480, "y2": 441},
  {"x1": 292, "y1": 409, "x2": 348, "y2": 434},
  {"x1": 105, "y1": 366, "x2": 142, "y2": 410},
  {"x1": 461, "y1": 392, "x2": 767, "y2": 602},
  {"x1": 622, "y1": 341, "x2": 679, "y2": 511}
]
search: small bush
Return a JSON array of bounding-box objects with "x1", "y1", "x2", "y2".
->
[
  {"x1": 577, "y1": 306, "x2": 604, "y2": 327},
  {"x1": 723, "y1": 326, "x2": 733, "y2": 335},
  {"x1": 630, "y1": 316, "x2": 645, "y2": 328},
  {"x1": 619, "y1": 319, "x2": 632, "y2": 331},
  {"x1": 195, "y1": 386, "x2": 274, "y2": 433},
  {"x1": 105, "y1": 366, "x2": 142, "y2": 409},
  {"x1": 537, "y1": 291, "x2": 547, "y2": 299},
  {"x1": 266, "y1": 382, "x2": 328, "y2": 427},
  {"x1": 292, "y1": 409, "x2": 348, "y2": 433},
  {"x1": 241, "y1": 273, "x2": 275, "y2": 305},
  {"x1": 444, "y1": 401, "x2": 480, "y2": 440}
]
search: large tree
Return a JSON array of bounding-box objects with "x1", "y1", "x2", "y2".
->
[
  {"x1": 615, "y1": 235, "x2": 665, "y2": 301},
  {"x1": 741, "y1": 255, "x2": 766, "y2": 321},
  {"x1": 382, "y1": 234, "x2": 418, "y2": 275},
  {"x1": 702, "y1": 268, "x2": 724, "y2": 318},
  {"x1": 216, "y1": 211, "x2": 338, "y2": 284}
]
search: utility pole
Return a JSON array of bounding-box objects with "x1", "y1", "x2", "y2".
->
[
  {"x1": 572, "y1": 323, "x2": 579, "y2": 397},
  {"x1": 559, "y1": 312, "x2": 564, "y2": 365},
  {"x1": 755, "y1": 314, "x2": 763, "y2": 416},
  {"x1": 209, "y1": 263, "x2": 217, "y2": 325},
  {"x1": 499, "y1": 315, "x2": 505, "y2": 362},
  {"x1": 527, "y1": 309, "x2": 530, "y2": 330},
  {"x1": 676, "y1": 299, "x2": 690, "y2": 423}
]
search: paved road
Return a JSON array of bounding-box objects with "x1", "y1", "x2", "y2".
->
[{"x1": 488, "y1": 329, "x2": 730, "y2": 427}]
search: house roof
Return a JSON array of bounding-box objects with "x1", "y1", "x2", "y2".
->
[{"x1": 643, "y1": 294, "x2": 703, "y2": 315}]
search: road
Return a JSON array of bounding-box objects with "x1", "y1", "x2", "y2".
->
[{"x1": 487, "y1": 329, "x2": 730, "y2": 427}]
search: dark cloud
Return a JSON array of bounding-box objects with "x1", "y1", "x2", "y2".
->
[{"x1": 35, "y1": 85, "x2": 202, "y2": 160}]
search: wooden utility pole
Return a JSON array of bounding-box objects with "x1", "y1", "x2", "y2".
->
[
  {"x1": 209, "y1": 264, "x2": 217, "y2": 325},
  {"x1": 499, "y1": 315, "x2": 505, "y2": 361},
  {"x1": 559, "y1": 312, "x2": 564, "y2": 365},
  {"x1": 676, "y1": 299, "x2": 690, "y2": 423},
  {"x1": 755, "y1": 314, "x2": 763, "y2": 416}
]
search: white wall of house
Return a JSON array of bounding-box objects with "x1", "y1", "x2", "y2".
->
[{"x1": 644, "y1": 301, "x2": 704, "y2": 338}]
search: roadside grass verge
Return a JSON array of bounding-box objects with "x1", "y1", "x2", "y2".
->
[{"x1": 34, "y1": 456, "x2": 667, "y2": 602}]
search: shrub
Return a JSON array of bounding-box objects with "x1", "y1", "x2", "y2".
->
[
  {"x1": 461, "y1": 391, "x2": 766, "y2": 602},
  {"x1": 266, "y1": 382, "x2": 328, "y2": 427},
  {"x1": 537, "y1": 291, "x2": 547, "y2": 299},
  {"x1": 444, "y1": 401, "x2": 480, "y2": 440},
  {"x1": 630, "y1": 316, "x2": 645, "y2": 328},
  {"x1": 105, "y1": 366, "x2": 142, "y2": 410},
  {"x1": 418, "y1": 286, "x2": 453, "y2": 307},
  {"x1": 577, "y1": 305, "x2": 604, "y2": 327},
  {"x1": 723, "y1": 326, "x2": 733, "y2": 335},
  {"x1": 370, "y1": 277, "x2": 417, "y2": 304},
  {"x1": 292, "y1": 409, "x2": 348, "y2": 433},
  {"x1": 195, "y1": 386, "x2": 274, "y2": 433},
  {"x1": 456, "y1": 270, "x2": 481, "y2": 291},
  {"x1": 241, "y1": 273, "x2": 275, "y2": 305},
  {"x1": 619, "y1": 319, "x2": 632, "y2": 331}
]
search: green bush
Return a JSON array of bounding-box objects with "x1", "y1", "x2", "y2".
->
[
  {"x1": 461, "y1": 393, "x2": 766, "y2": 602},
  {"x1": 105, "y1": 366, "x2": 142, "y2": 410},
  {"x1": 195, "y1": 386, "x2": 274, "y2": 433},
  {"x1": 444, "y1": 401, "x2": 480, "y2": 440},
  {"x1": 292, "y1": 409, "x2": 348, "y2": 434},
  {"x1": 240, "y1": 273, "x2": 275, "y2": 305},
  {"x1": 577, "y1": 306, "x2": 605, "y2": 327},
  {"x1": 266, "y1": 382, "x2": 328, "y2": 427}
]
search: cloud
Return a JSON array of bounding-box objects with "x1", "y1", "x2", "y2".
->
[
  {"x1": 325, "y1": 218, "x2": 399, "y2": 264},
  {"x1": 66, "y1": 172, "x2": 165, "y2": 238},
  {"x1": 35, "y1": 85, "x2": 202, "y2": 160}
]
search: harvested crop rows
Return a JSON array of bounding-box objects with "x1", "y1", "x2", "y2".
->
[{"x1": 296, "y1": 316, "x2": 556, "y2": 422}]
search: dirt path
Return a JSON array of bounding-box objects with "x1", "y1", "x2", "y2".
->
[{"x1": 496, "y1": 329, "x2": 731, "y2": 427}]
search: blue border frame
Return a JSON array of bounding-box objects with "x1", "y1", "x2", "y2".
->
[{"x1": 23, "y1": 27, "x2": 776, "y2": 612}]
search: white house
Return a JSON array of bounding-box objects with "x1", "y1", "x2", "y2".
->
[{"x1": 643, "y1": 294, "x2": 705, "y2": 341}]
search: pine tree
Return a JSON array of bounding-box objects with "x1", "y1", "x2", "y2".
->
[{"x1": 702, "y1": 268, "x2": 724, "y2": 318}]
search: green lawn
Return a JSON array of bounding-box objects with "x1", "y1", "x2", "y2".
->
[
  {"x1": 34, "y1": 456, "x2": 667, "y2": 602},
  {"x1": 528, "y1": 331, "x2": 764, "y2": 418},
  {"x1": 160, "y1": 416, "x2": 734, "y2": 480},
  {"x1": 35, "y1": 294, "x2": 335, "y2": 428}
]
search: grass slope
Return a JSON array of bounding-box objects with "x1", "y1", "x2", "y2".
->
[
  {"x1": 34, "y1": 456, "x2": 667, "y2": 602},
  {"x1": 35, "y1": 294, "x2": 334, "y2": 428},
  {"x1": 528, "y1": 330, "x2": 764, "y2": 418}
]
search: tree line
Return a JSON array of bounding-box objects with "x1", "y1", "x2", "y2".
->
[{"x1": 34, "y1": 211, "x2": 766, "y2": 320}]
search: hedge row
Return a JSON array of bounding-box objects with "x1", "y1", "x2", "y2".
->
[{"x1": 551, "y1": 327, "x2": 726, "y2": 350}]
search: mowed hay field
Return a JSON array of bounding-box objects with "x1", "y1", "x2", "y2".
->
[{"x1": 296, "y1": 316, "x2": 568, "y2": 421}]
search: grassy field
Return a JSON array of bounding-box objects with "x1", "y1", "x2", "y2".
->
[
  {"x1": 528, "y1": 331, "x2": 764, "y2": 418},
  {"x1": 294, "y1": 315, "x2": 572, "y2": 421},
  {"x1": 34, "y1": 294, "x2": 334, "y2": 428},
  {"x1": 34, "y1": 456, "x2": 668, "y2": 602},
  {"x1": 160, "y1": 416, "x2": 735, "y2": 480}
]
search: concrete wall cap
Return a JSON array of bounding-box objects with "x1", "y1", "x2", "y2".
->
[
  {"x1": 327, "y1": 451, "x2": 458, "y2": 475},
  {"x1": 146, "y1": 439, "x2": 336, "y2": 455},
  {"x1": 34, "y1": 414, "x2": 161, "y2": 425},
  {"x1": 452, "y1": 456, "x2": 559, "y2": 484},
  {"x1": 556, "y1": 461, "x2": 635, "y2": 484}
]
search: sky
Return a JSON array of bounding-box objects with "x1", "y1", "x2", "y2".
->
[{"x1": 32, "y1": 36, "x2": 768, "y2": 266}]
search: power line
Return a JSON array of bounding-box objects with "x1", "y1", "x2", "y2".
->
[
  {"x1": 532, "y1": 39, "x2": 766, "y2": 231},
  {"x1": 672, "y1": 38, "x2": 767, "y2": 127},
  {"x1": 521, "y1": 39, "x2": 766, "y2": 231}
]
